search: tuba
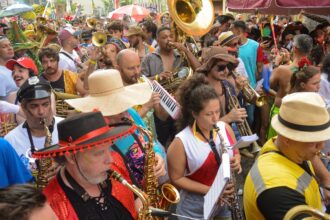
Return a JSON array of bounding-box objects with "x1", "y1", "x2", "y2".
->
[
  {"x1": 284, "y1": 205, "x2": 330, "y2": 220},
  {"x1": 35, "y1": 118, "x2": 53, "y2": 189},
  {"x1": 53, "y1": 90, "x2": 80, "y2": 118},
  {"x1": 0, "y1": 113, "x2": 17, "y2": 137},
  {"x1": 161, "y1": 0, "x2": 214, "y2": 94}
]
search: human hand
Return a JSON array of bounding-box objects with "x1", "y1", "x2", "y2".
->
[
  {"x1": 228, "y1": 108, "x2": 247, "y2": 123},
  {"x1": 145, "y1": 92, "x2": 161, "y2": 109},
  {"x1": 154, "y1": 154, "x2": 166, "y2": 178},
  {"x1": 158, "y1": 71, "x2": 172, "y2": 81},
  {"x1": 45, "y1": 161, "x2": 61, "y2": 182},
  {"x1": 230, "y1": 154, "x2": 242, "y2": 174}
]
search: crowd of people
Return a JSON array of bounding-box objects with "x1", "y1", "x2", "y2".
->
[{"x1": 0, "y1": 8, "x2": 330, "y2": 220}]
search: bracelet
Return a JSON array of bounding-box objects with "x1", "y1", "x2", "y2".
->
[
  {"x1": 89, "y1": 59, "x2": 97, "y2": 65},
  {"x1": 155, "y1": 74, "x2": 159, "y2": 81}
]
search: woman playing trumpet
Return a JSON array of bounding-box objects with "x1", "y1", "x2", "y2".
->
[{"x1": 167, "y1": 74, "x2": 241, "y2": 219}]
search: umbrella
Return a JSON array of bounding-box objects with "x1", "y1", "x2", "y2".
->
[
  {"x1": 227, "y1": 0, "x2": 330, "y2": 15},
  {"x1": 0, "y1": 3, "x2": 33, "y2": 18},
  {"x1": 108, "y1": 4, "x2": 150, "y2": 22}
]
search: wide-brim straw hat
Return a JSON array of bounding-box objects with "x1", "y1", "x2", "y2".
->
[
  {"x1": 271, "y1": 92, "x2": 330, "y2": 142},
  {"x1": 196, "y1": 46, "x2": 238, "y2": 73},
  {"x1": 66, "y1": 69, "x2": 152, "y2": 116},
  {"x1": 33, "y1": 112, "x2": 136, "y2": 158},
  {"x1": 125, "y1": 26, "x2": 147, "y2": 40}
]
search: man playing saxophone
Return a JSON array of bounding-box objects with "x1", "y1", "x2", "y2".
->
[
  {"x1": 65, "y1": 69, "x2": 166, "y2": 208},
  {"x1": 33, "y1": 112, "x2": 137, "y2": 220},
  {"x1": 5, "y1": 76, "x2": 63, "y2": 182},
  {"x1": 244, "y1": 92, "x2": 330, "y2": 220}
]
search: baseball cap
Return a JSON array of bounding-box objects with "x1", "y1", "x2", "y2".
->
[
  {"x1": 6, "y1": 57, "x2": 39, "y2": 75},
  {"x1": 58, "y1": 27, "x2": 82, "y2": 41}
]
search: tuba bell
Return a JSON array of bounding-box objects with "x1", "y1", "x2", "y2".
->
[
  {"x1": 86, "y1": 17, "x2": 98, "y2": 28},
  {"x1": 284, "y1": 205, "x2": 330, "y2": 220},
  {"x1": 92, "y1": 31, "x2": 107, "y2": 47},
  {"x1": 168, "y1": 0, "x2": 214, "y2": 36}
]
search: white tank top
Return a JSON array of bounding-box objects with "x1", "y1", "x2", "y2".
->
[{"x1": 176, "y1": 121, "x2": 231, "y2": 176}]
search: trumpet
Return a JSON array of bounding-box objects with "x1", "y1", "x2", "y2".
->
[{"x1": 232, "y1": 71, "x2": 266, "y2": 107}]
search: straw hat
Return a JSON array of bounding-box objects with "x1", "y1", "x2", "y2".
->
[
  {"x1": 125, "y1": 26, "x2": 147, "y2": 40},
  {"x1": 32, "y1": 112, "x2": 136, "y2": 158},
  {"x1": 196, "y1": 46, "x2": 238, "y2": 73},
  {"x1": 216, "y1": 31, "x2": 239, "y2": 46},
  {"x1": 65, "y1": 69, "x2": 152, "y2": 116},
  {"x1": 271, "y1": 92, "x2": 330, "y2": 142}
]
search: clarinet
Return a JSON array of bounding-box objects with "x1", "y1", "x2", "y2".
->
[{"x1": 214, "y1": 124, "x2": 244, "y2": 220}]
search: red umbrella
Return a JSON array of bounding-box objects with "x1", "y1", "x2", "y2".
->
[
  {"x1": 227, "y1": 0, "x2": 330, "y2": 15},
  {"x1": 108, "y1": 4, "x2": 150, "y2": 22}
]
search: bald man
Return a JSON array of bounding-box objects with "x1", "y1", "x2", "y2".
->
[{"x1": 116, "y1": 49, "x2": 165, "y2": 119}]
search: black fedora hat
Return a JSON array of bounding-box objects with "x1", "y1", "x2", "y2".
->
[{"x1": 32, "y1": 111, "x2": 136, "y2": 158}]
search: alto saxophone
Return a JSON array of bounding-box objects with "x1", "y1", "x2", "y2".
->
[
  {"x1": 214, "y1": 125, "x2": 243, "y2": 220},
  {"x1": 133, "y1": 121, "x2": 180, "y2": 213},
  {"x1": 109, "y1": 169, "x2": 153, "y2": 220},
  {"x1": 36, "y1": 118, "x2": 53, "y2": 189}
]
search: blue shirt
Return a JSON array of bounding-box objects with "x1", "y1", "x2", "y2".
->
[
  {"x1": 0, "y1": 138, "x2": 33, "y2": 188},
  {"x1": 239, "y1": 39, "x2": 259, "y2": 88}
]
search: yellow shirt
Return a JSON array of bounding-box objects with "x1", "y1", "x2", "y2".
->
[{"x1": 244, "y1": 138, "x2": 322, "y2": 220}]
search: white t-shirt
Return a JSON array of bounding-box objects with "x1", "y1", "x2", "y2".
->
[
  {"x1": 4, "y1": 116, "x2": 63, "y2": 171},
  {"x1": 58, "y1": 48, "x2": 81, "y2": 73},
  {"x1": 0, "y1": 66, "x2": 17, "y2": 99}
]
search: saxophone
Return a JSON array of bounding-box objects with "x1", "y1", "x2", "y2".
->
[
  {"x1": 214, "y1": 125, "x2": 243, "y2": 220},
  {"x1": 36, "y1": 118, "x2": 53, "y2": 189},
  {"x1": 109, "y1": 169, "x2": 153, "y2": 220},
  {"x1": 134, "y1": 122, "x2": 180, "y2": 213}
]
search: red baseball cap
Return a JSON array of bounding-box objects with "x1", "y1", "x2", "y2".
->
[{"x1": 6, "y1": 57, "x2": 38, "y2": 75}]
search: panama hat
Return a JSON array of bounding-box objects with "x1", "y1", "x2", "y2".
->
[
  {"x1": 216, "y1": 31, "x2": 239, "y2": 46},
  {"x1": 271, "y1": 92, "x2": 330, "y2": 142},
  {"x1": 32, "y1": 112, "x2": 136, "y2": 158},
  {"x1": 65, "y1": 69, "x2": 152, "y2": 116},
  {"x1": 196, "y1": 46, "x2": 238, "y2": 73}
]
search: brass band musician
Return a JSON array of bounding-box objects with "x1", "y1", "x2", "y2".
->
[
  {"x1": 244, "y1": 92, "x2": 330, "y2": 220},
  {"x1": 167, "y1": 73, "x2": 241, "y2": 219}
]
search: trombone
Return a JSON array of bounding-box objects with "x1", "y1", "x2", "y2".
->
[{"x1": 284, "y1": 205, "x2": 330, "y2": 220}]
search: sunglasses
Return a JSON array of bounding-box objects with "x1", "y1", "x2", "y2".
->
[
  {"x1": 214, "y1": 64, "x2": 228, "y2": 72},
  {"x1": 214, "y1": 63, "x2": 236, "y2": 72}
]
